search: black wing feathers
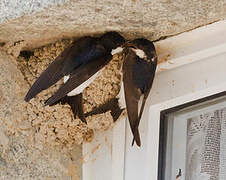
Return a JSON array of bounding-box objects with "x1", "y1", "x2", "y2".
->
[
  {"x1": 45, "y1": 54, "x2": 112, "y2": 106},
  {"x1": 131, "y1": 56, "x2": 157, "y2": 145},
  {"x1": 25, "y1": 37, "x2": 105, "y2": 102},
  {"x1": 123, "y1": 52, "x2": 142, "y2": 146},
  {"x1": 24, "y1": 46, "x2": 70, "y2": 102},
  {"x1": 62, "y1": 38, "x2": 104, "y2": 73},
  {"x1": 133, "y1": 56, "x2": 156, "y2": 93},
  {"x1": 123, "y1": 50, "x2": 157, "y2": 146}
]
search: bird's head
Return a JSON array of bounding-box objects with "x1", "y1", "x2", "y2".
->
[
  {"x1": 125, "y1": 38, "x2": 156, "y2": 62},
  {"x1": 100, "y1": 31, "x2": 125, "y2": 51}
]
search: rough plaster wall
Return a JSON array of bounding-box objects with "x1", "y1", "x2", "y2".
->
[
  {"x1": 0, "y1": 0, "x2": 225, "y2": 50},
  {"x1": 0, "y1": 0, "x2": 68, "y2": 23},
  {"x1": 0, "y1": 51, "x2": 82, "y2": 179}
]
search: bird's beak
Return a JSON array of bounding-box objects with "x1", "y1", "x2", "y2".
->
[
  {"x1": 123, "y1": 41, "x2": 138, "y2": 50},
  {"x1": 122, "y1": 41, "x2": 133, "y2": 48},
  {"x1": 121, "y1": 41, "x2": 137, "y2": 55}
]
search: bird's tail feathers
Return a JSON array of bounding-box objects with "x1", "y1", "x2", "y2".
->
[
  {"x1": 131, "y1": 95, "x2": 149, "y2": 147},
  {"x1": 45, "y1": 94, "x2": 86, "y2": 123},
  {"x1": 85, "y1": 97, "x2": 124, "y2": 122},
  {"x1": 132, "y1": 126, "x2": 141, "y2": 147}
]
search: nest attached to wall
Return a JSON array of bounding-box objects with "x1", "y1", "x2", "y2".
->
[{"x1": 17, "y1": 39, "x2": 125, "y2": 149}]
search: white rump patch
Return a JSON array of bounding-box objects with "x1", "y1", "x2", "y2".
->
[
  {"x1": 131, "y1": 48, "x2": 147, "y2": 59},
  {"x1": 111, "y1": 47, "x2": 123, "y2": 55},
  {"x1": 63, "y1": 75, "x2": 70, "y2": 83},
  {"x1": 63, "y1": 70, "x2": 102, "y2": 96}
]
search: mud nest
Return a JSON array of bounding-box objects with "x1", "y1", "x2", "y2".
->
[{"x1": 17, "y1": 39, "x2": 124, "y2": 149}]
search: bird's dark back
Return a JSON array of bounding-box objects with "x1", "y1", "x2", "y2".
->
[
  {"x1": 62, "y1": 37, "x2": 106, "y2": 75},
  {"x1": 132, "y1": 56, "x2": 157, "y2": 94}
]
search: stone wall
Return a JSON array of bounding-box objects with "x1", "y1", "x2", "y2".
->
[{"x1": 0, "y1": 0, "x2": 225, "y2": 50}]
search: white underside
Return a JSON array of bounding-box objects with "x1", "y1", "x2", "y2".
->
[
  {"x1": 117, "y1": 67, "x2": 143, "y2": 114},
  {"x1": 64, "y1": 70, "x2": 102, "y2": 96},
  {"x1": 138, "y1": 95, "x2": 144, "y2": 116},
  {"x1": 117, "y1": 80, "x2": 143, "y2": 113},
  {"x1": 117, "y1": 81, "x2": 126, "y2": 109}
]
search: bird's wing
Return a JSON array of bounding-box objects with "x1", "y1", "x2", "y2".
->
[
  {"x1": 45, "y1": 54, "x2": 112, "y2": 106},
  {"x1": 24, "y1": 45, "x2": 72, "y2": 102},
  {"x1": 123, "y1": 51, "x2": 157, "y2": 146},
  {"x1": 123, "y1": 52, "x2": 142, "y2": 146},
  {"x1": 131, "y1": 56, "x2": 158, "y2": 146},
  {"x1": 133, "y1": 55, "x2": 157, "y2": 119},
  {"x1": 24, "y1": 37, "x2": 104, "y2": 102}
]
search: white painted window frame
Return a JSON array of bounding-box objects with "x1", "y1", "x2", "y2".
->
[{"x1": 83, "y1": 20, "x2": 226, "y2": 180}]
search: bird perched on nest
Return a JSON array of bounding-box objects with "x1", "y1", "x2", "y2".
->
[
  {"x1": 120, "y1": 38, "x2": 157, "y2": 146},
  {"x1": 24, "y1": 31, "x2": 125, "y2": 123},
  {"x1": 87, "y1": 38, "x2": 158, "y2": 147}
]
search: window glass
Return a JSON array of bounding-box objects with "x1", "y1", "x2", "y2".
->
[{"x1": 160, "y1": 96, "x2": 226, "y2": 180}]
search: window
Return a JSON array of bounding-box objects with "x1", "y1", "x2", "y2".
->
[{"x1": 159, "y1": 94, "x2": 226, "y2": 180}]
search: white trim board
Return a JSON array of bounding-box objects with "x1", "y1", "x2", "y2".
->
[
  {"x1": 155, "y1": 20, "x2": 226, "y2": 73},
  {"x1": 82, "y1": 118, "x2": 126, "y2": 180},
  {"x1": 83, "y1": 20, "x2": 226, "y2": 180}
]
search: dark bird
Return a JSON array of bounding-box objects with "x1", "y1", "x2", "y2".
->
[
  {"x1": 24, "y1": 32, "x2": 125, "y2": 123},
  {"x1": 120, "y1": 38, "x2": 157, "y2": 146},
  {"x1": 86, "y1": 38, "x2": 157, "y2": 146}
]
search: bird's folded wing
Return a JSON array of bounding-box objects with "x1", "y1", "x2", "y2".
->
[
  {"x1": 124, "y1": 82, "x2": 142, "y2": 147},
  {"x1": 24, "y1": 45, "x2": 75, "y2": 102},
  {"x1": 123, "y1": 52, "x2": 142, "y2": 146},
  {"x1": 131, "y1": 57, "x2": 157, "y2": 145},
  {"x1": 45, "y1": 55, "x2": 112, "y2": 106},
  {"x1": 24, "y1": 37, "x2": 105, "y2": 102}
]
